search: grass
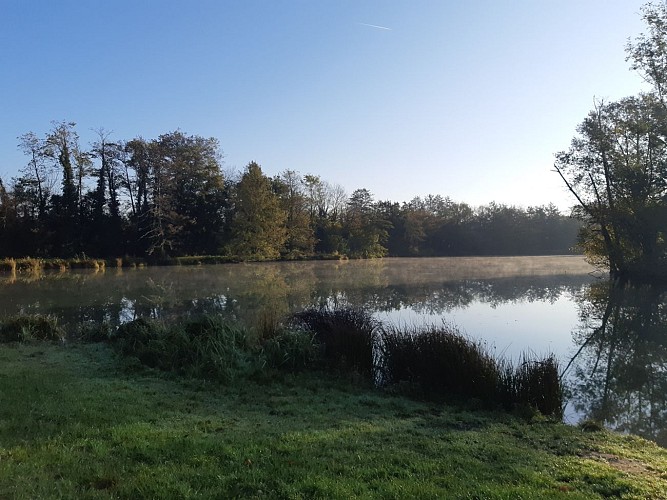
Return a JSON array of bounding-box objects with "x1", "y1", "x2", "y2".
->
[{"x1": 0, "y1": 342, "x2": 666, "y2": 499}]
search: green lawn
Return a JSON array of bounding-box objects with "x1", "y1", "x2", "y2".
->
[{"x1": 0, "y1": 342, "x2": 666, "y2": 499}]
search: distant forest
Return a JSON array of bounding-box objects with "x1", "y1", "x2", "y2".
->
[{"x1": 0, "y1": 123, "x2": 581, "y2": 261}]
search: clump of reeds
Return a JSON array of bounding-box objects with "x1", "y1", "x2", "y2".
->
[
  {"x1": 41, "y1": 259, "x2": 67, "y2": 271},
  {"x1": 497, "y1": 354, "x2": 563, "y2": 418},
  {"x1": 175, "y1": 255, "x2": 240, "y2": 266},
  {"x1": 107, "y1": 258, "x2": 124, "y2": 268},
  {"x1": 291, "y1": 306, "x2": 379, "y2": 377},
  {"x1": 0, "y1": 258, "x2": 17, "y2": 273},
  {"x1": 379, "y1": 324, "x2": 499, "y2": 402},
  {"x1": 0, "y1": 314, "x2": 64, "y2": 343},
  {"x1": 378, "y1": 323, "x2": 563, "y2": 416},
  {"x1": 260, "y1": 327, "x2": 319, "y2": 372},
  {"x1": 109, "y1": 316, "x2": 259, "y2": 382},
  {"x1": 68, "y1": 258, "x2": 106, "y2": 270},
  {"x1": 14, "y1": 258, "x2": 42, "y2": 273}
]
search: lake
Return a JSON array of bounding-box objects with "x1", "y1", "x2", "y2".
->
[{"x1": 2, "y1": 256, "x2": 665, "y2": 445}]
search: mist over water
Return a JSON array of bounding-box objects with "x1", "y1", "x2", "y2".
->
[{"x1": 3, "y1": 256, "x2": 665, "y2": 444}]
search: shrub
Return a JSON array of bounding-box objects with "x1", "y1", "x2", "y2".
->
[
  {"x1": 0, "y1": 315, "x2": 64, "y2": 342},
  {"x1": 76, "y1": 321, "x2": 114, "y2": 342},
  {"x1": 291, "y1": 306, "x2": 379, "y2": 377}
]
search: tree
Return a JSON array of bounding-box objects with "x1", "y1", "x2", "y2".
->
[
  {"x1": 88, "y1": 128, "x2": 124, "y2": 255},
  {"x1": 344, "y1": 188, "x2": 390, "y2": 258},
  {"x1": 555, "y1": 95, "x2": 667, "y2": 279},
  {"x1": 130, "y1": 131, "x2": 226, "y2": 258},
  {"x1": 228, "y1": 162, "x2": 286, "y2": 260},
  {"x1": 17, "y1": 132, "x2": 54, "y2": 219},
  {"x1": 555, "y1": 3, "x2": 667, "y2": 281},
  {"x1": 0, "y1": 176, "x2": 15, "y2": 256},
  {"x1": 275, "y1": 170, "x2": 315, "y2": 257},
  {"x1": 42, "y1": 121, "x2": 84, "y2": 256},
  {"x1": 626, "y1": 2, "x2": 667, "y2": 102}
]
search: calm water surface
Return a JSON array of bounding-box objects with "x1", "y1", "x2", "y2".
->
[{"x1": 2, "y1": 256, "x2": 666, "y2": 445}]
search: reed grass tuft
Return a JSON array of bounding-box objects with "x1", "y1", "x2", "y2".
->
[
  {"x1": 291, "y1": 306, "x2": 379, "y2": 377},
  {"x1": 0, "y1": 314, "x2": 64, "y2": 342},
  {"x1": 379, "y1": 324, "x2": 500, "y2": 402},
  {"x1": 0, "y1": 258, "x2": 16, "y2": 273},
  {"x1": 110, "y1": 316, "x2": 260, "y2": 382},
  {"x1": 498, "y1": 354, "x2": 563, "y2": 417},
  {"x1": 379, "y1": 323, "x2": 563, "y2": 416}
]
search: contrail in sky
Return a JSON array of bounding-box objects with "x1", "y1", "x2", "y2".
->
[{"x1": 358, "y1": 22, "x2": 392, "y2": 31}]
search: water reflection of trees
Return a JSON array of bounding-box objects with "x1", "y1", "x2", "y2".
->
[
  {"x1": 565, "y1": 282, "x2": 667, "y2": 446},
  {"x1": 0, "y1": 261, "x2": 592, "y2": 336},
  {"x1": 331, "y1": 275, "x2": 589, "y2": 315}
]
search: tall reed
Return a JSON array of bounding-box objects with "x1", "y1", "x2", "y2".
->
[
  {"x1": 291, "y1": 306, "x2": 379, "y2": 377},
  {"x1": 498, "y1": 355, "x2": 563, "y2": 417},
  {"x1": 379, "y1": 324, "x2": 499, "y2": 402},
  {"x1": 378, "y1": 323, "x2": 563, "y2": 416},
  {"x1": 0, "y1": 258, "x2": 16, "y2": 273},
  {"x1": 110, "y1": 316, "x2": 258, "y2": 382},
  {"x1": 0, "y1": 314, "x2": 64, "y2": 342}
]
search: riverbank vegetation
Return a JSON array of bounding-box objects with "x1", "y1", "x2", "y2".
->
[
  {"x1": 0, "y1": 126, "x2": 579, "y2": 263},
  {"x1": 0, "y1": 307, "x2": 562, "y2": 416},
  {"x1": 1, "y1": 338, "x2": 666, "y2": 498}
]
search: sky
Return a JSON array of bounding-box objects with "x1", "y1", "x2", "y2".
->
[{"x1": 0, "y1": 0, "x2": 651, "y2": 211}]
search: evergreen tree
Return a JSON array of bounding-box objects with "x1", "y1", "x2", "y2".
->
[{"x1": 228, "y1": 162, "x2": 287, "y2": 260}]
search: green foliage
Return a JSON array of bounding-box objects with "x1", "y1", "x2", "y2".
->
[
  {"x1": 260, "y1": 327, "x2": 319, "y2": 372},
  {"x1": 0, "y1": 314, "x2": 63, "y2": 342},
  {"x1": 228, "y1": 162, "x2": 287, "y2": 260},
  {"x1": 110, "y1": 316, "x2": 257, "y2": 382}
]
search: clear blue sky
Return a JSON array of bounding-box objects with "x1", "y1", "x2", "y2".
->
[{"x1": 0, "y1": 0, "x2": 649, "y2": 210}]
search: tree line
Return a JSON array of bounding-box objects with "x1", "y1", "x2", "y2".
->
[{"x1": 0, "y1": 122, "x2": 580, "y2": 261}]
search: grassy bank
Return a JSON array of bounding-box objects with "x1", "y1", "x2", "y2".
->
[
  {"x1": 0, "y1": 342, "x2": 666, "y2": 499},
  {"x1": 0, "y1": 308, "x2": 563, "y2": 416}
]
